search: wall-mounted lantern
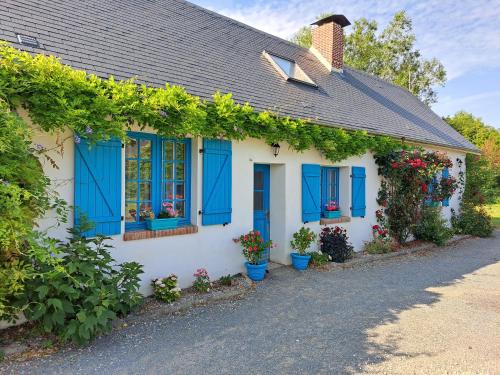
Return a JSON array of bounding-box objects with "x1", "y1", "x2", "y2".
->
[{"x1": 271, "y1": 143, "x2": 280, "y2": 157}]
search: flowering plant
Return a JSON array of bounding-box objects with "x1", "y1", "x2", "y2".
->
[
  {"x1": 319, "y1": 226, "x2": 353, "y2": 263},
  {"x1": 193, "y1": 268, "x2": 211, "y2": 293},
  {"x1": 152, "y1": 275, "x2": 181, "y2": 303},
  {"x1": 290, "y1": 227, "x2": 316, "y2": 255},
  {"x1": 324, "y1": 201, "x2": 339, "y2": 211},
  {"x1": 234, "y1": 230, "x2": 274, "y2": 265},
  {"x1": 157, "y1": 202, "x2": 178, "y2": 219},
  {"x1": 372, "y1": 209, "x2": 391, "y2": 244},
  {"x1": 139, "y1": 206, "x2": 154, "y2": 220}
]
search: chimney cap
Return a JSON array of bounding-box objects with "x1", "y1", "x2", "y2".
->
[{"x1": 311, "y1": 14, "x2": 351, "y2": 28}]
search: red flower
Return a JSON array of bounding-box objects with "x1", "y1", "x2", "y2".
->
[
  {"x1": 391, "y1": 162, "x2": 398, "y2": 169},
  {"x1": 372, "y1": 225, "x2": 380, "y2": 230},
  {"x1": 421, "y1": 183, "x2": 428, "y2": 193}
]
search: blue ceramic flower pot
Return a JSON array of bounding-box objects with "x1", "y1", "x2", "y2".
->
[
  {"x1": 290, "y1": 253, "x2": 311, "y2": 271},
  {"x1": 245, "y1": 261, "x2": 268, "y2": 281}
]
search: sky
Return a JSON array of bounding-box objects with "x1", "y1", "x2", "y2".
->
[{"x1": 191, "y1": 0, "x2": 500, "y2": 128}]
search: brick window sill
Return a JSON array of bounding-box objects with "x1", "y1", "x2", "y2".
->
[
  {"x1": 123, "y1": 225, "x2": 198, "y2": 241},
  {"x1": 320, "y1": 216, "x2": 351, "y2": 225}
]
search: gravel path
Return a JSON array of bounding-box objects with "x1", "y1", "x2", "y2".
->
[{"x1": 2, "y1": 232, "x2": 499, "y2": 375}]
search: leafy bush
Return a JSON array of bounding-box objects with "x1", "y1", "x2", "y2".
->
[
  {"x1": 451, "y1": 204, "x2": 494, "y2": 238},
  {"x1": 363, "y1": 240, "x2": 392, "y2": 254},
  {"x1": 309, "y1": 252, "x2": 330, "y2": 267},
  {"x1": 17, "y1": 230, "x2": 143, "y2": 345},
  {"x1": 319, "y1": 226, "x2": 354, "y2": 263},
  {"x1": 218, "y1": 275, "x2": 233, "y2": 287},
  {"x1": 193, "y1": 268, "x2": 211, "y2": 293},
  {"x1": 290, "y1": 227, "x2": 316, "y2": 255},
  {"x1": 152, "y1": 275, "x2": 181, "y2": 303},
  {"x1": 414, "y1": 207, "x2": 453, "y2": 246}
]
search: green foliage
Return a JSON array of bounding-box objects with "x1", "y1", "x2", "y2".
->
[
  {"x1": 451, "y1": 204, "x2": 494, "y2": 238},
  {"x1": 152, "y1": 275, "x2": 181, "y2": 303},
  {"x1": 218, "y1": 275, "x2": 233, "y2": 287},
  {"x1": 319, "y1": 226, "x2": 354, "y2": 263},
  {"x1": 290, "y1": 11, "x2": 446, "y2": 104},
  {"x1": 0, "y1": 42, "x2": 398, "y2": 162},
  {"x1": 15, "y1": 230, "x2": 143, "y2": 345},
  {"x1": 290, "y1": 227, "x2": 316, "y2": 255},
  {"x1": 376, "y1": 149, "x2": 456, "y2": 243},
  {"x1": 445, "y1": 112, "x2": 500, "y2": 204},
  {"x1": 363, "y1": 240, "x2": 392, "y2": 254},
  {"x1": 309, "y1": 252, "x2": 330, "y2": 267},
  {"x1": 414, "y1": 207, "x2": 453, "y2": 246}
]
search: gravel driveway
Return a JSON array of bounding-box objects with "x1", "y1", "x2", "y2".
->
[{"x1": 2, "y1": 232, "x2": 499, "y2": 375}]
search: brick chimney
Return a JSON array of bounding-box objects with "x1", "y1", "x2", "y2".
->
[{"x1": 310, "y1": 15, "x2": 350, "y2": 72}]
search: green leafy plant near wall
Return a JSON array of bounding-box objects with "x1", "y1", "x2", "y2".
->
[{"x1": 0, "y1": 41, "x2": 402, "y2": 331}]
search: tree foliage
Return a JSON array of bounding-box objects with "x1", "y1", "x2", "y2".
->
[
  {"x1": 445, "y1": 111, "x2": 500, "y2": 203},
  {"x1": 290, "y1": 11, "x2": 446, "y2": 104}
]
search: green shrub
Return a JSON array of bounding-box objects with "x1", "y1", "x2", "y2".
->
[
  {"x1": 319, "y1": 226, "x2": 354, "y2": 263},
  {"x1": 451, "y1": 204, "x2": 494, "y2": 237},
  {"x1": 152, "y1": 275, "x2": 181, "y2": 303},
  {"x1": 309, "y1": 252, "x2": 330, "y2": 267},
  {"x1": 218, "y1": 274, "x2": 233, "y2": 286},
  {"x1": 17, "y1": 229, "x2": 143, "y2": 345},
  {"x1": 363, "y1": 240, "x2": 392, "y2": 254},
  {"x1": 290, "y1": 227, "x2": 316, "y2": 255},
  {"x1": 414, "y1": 207, "x2": 453, "y2": 246},
  {"x1": 193, "y1": 268, "x2": 211, "y2": 293}
]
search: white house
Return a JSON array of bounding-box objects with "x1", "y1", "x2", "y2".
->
[{"x1": 0, "y1": 0, "x2": 477, "y2": 293}]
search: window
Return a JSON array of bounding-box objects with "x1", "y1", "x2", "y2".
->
[
  {"x1": 321, "y1": 167, "x2": 339, "y2": 214},
  {"x1": 125, "y1": 132, "x2": 191, "y2": 231},
  {"x1": 264, "y1": 51, "x2": 317, "y2": 87}
]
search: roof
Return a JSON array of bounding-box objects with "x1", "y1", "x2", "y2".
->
[{"x1": 0, "y1": 0, "x2": 477, "y2": 152}]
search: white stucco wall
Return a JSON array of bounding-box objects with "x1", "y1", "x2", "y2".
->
[{"x1": 29, "y1": 117, "x2": 466, "y2": 294}]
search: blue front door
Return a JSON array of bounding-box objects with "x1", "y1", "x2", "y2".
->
[{"x1": 253, "y1": 164, "x2": 270, "y2": 262}]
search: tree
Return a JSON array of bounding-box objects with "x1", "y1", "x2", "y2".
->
[
  {"x1": 290, "y1": 11, "x2": 446, "y2": 104},
  {"x1": 445, "y1": 111, "x2": 500, "y2": 204}
]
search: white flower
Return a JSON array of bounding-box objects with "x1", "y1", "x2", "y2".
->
[
  {"x1": 159, "y1": 283, "x2": 166, "y2": 288},
  {"x1": 155, "y1": 280, "x2": 162, "y2": 285},
  {"x1": 328, "y1": 255, "x2": 332, "y2": 260},
  {"x1": 172, "y1": 287, "x2": 181, "y2": 292}
]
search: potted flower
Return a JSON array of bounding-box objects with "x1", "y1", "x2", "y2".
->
[
  {"x1": 290, "y1": 227, "x2": 316, "y2": 270},
  {"x1": 323, "y1": 201, "x2": 341, "y2": 219},
  {"x1": 234, "y1": 230, "x2": 273, "y2": 281},
  {"x1": 145, "y1": 202, "x2": 179, "y2": 230}
]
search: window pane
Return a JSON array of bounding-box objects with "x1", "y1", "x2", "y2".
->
[
  {"x1": 165, "y1": 182, "x2": 174, "y2": 200},
  {"x1": 139, "y1": 182, "x2": 151, "y2": 201},
  {"x1": 254, "y1": 171, "x2": 263, "y2": 190},
  {"x1": 175, "y1": 142, "x2": 185, "y2": 161},
  {"x1": 139, "y1": 139, "x2": 151, "y2": 159},
  {"x1": 126, "y1": 182, "x2": 137, "y2": 201},
  {"x1": 254, "y1": 191, "x2": 263, "y2": 210},
  {"x1": 140, "y1": 161, "x2": 152, "y2": 180},
  {"x1": 164, "y1": 162, "x2": 174, "y2": 180},
  {"x1": 164, "y1": 141, "x2": 174, "y2": 161},
  {"x1": 126, "y1": 138, "x2": 138, "y2": 158},
  {"x1": 125, "y1": 202, "x2": 137, "y2": 223},
  {"x1": 176, "y1": 162, "x2": 185, "y2": 181},
  {"x1": 176, "y1": 183, "x2": 185, "y2": 199},
  {"x1": 175, "y1": 200, "x2": 185, "y2": 217},
  {"x1": 125, "y1": 160, "x2": 138, "y2": 180}
]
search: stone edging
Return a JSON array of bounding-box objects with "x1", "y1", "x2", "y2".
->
[{"x1": 322, "y1": 235, "x2": 472, "y2": 271}]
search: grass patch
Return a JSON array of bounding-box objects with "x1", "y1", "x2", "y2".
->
[{"x1": 485, "y1": 203, "x2": 500, "y2": 229}]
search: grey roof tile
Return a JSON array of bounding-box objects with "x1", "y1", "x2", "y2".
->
[{"x1": 0, "y1": 0, "x2": 477, "y2": 152}]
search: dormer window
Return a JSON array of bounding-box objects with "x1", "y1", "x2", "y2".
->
[{"x1": 263, "y1": 51, "x2": 317, "y2": 87}]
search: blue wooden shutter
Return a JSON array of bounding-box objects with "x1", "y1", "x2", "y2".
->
[
  {"x1": 202, "y1": 139, "x2": 232, "y2": 225},
  {"x1": 441, "y1": 167, "x2": 450, "y2": 207},
  {"x1": 74, "y1": 138, "x2": 122, "y2": 237},
  {"x1": 302, "y1": 164, "x2": 321, "y2": 222},
  {"x1": 351, "y1": 166, "x2": 366, "y2": 217}
]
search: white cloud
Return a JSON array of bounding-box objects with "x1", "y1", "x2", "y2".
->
[{"x1": 199, "y1": 0, "x2": 500, "y2": 80}]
